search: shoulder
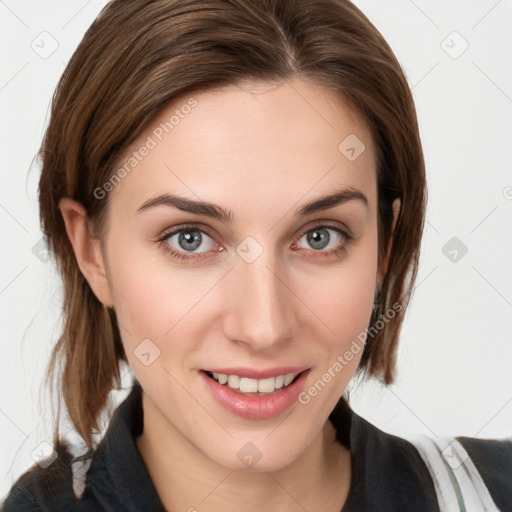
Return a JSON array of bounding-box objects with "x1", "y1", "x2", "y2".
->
[
  {"x1": 458, "y1": 435, "x2": 512, "y2": 512},
  {"x1": 1, "y1": 469, "x2": 42, "y2": 512},
  {"x1": 339, "y1": 410, "x2": 440, "y2": 511},
  {"x1": 407, "y1": 432, "x2": 512, "y2": 512},
  {"x1": 334, "y1": 401, "x2": 512, "y2": 512},
  {"x1": 1, "y1": 383, "x2": 162, "y2": 512},
  {"x1": 0, "y1": 440, "x2": 87, "y2": 512}
]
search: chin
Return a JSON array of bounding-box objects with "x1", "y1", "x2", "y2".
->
[{"x1": 202, "y1": 437, "x2": 307, "y2": 473}]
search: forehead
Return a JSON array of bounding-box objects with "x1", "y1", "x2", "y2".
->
[{"x1": 107, "y1": 77, "x2": 376, "y2": 220}]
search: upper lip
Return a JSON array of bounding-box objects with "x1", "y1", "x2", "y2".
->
[{"x1": 202, "y1": 366, "x2": 310, "y2": 379}]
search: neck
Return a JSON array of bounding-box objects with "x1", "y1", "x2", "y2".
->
[{"x1": 136, "y1": 391, "x2": 351, "y2": 512}]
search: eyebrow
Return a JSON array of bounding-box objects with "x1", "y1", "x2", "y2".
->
[{"x1": 136, "y1": 187, "x2": 368, "y2": 222}]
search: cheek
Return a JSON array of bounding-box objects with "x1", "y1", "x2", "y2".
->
[
  {"x1": 106, "y1": 234, "x2": 220, "y2": 355},
  {"x1": 104, "y1": 232, "x2": 173, "y2": 341},
  {"x1": 303, "y1": 239, "x2": 378, "y2": 346}
]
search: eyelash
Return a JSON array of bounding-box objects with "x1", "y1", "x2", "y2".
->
[{"x1": 156, "y1": 222, "x2": 354, "y2": 262}]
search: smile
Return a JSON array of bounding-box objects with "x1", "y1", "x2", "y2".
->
[
  {"x1": 200, "y1": 368, "x2": 311, "y2": 419},
  {"x1": 206, "y1": 371, "x2": 300, "y2": 395}
]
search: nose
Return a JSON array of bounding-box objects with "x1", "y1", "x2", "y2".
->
[{"x1": 222, "y1": 247, "x2": 298, "y2": 351}]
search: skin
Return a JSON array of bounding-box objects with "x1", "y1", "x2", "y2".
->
[{"x1": 60, "y1": 77, "x2": 400, "y2": 511}]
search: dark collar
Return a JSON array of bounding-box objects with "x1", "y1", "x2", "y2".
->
[
  {"x1": 82, "y1": 381, "x2": 167, "y2": 510},
  {"x1": 340, "y1": 407, "x2": 438, "y2": 511},
  {"x1": 82, "y1": 381, "x2": 438, "y2": 511}
]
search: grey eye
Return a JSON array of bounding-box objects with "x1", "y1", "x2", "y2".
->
[
  {"x1": 178, "y1": 230, "x2": 202, "y2": 251},
  {"x1": 166, "y1": 229, "x2": 215, "y2": 253},
  {"x1": 298, "y1": 227, "x2": 343, "y2": 251},
  {"x1": 306, "y1": 228, "x2": 330, "y2": 250}
]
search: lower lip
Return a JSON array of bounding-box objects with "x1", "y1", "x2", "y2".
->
[{"x1": 200, "y1": 370, "x2": 310, "y2": 420}]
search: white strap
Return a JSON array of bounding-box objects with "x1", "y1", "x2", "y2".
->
[
  {"x1": 413, "y1": 435, "x2": 461, "y2": 510},
  {"x1": 411, "y1": 435, "x2": 500, "y2": 512},
  {"x1": 432, "y1": 437, "x2": 500, "y2": 511}
]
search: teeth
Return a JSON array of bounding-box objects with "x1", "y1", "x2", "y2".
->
[
  {"x1": 209, "y1": 372, "x2": 299, "y2": 393},
  {"x1": 284, "y1": 373, "x2": 295, "y2": 386},
  {"x1": 258, "y1": 377, "x2": 275, "y2": 393},
  {"x1": 212, "y1": 372, "x2": 228, "y2": 384},
  {"x1": 240, "y1": 378, "x2": 258, "y2": 393},
  {"x1": 228, "y1": 375, "x2": 240, "y2": 388}
]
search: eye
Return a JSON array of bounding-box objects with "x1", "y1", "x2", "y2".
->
[
  {"x1": 294, "y1": 224, "x2": 353, "y2": 256},
  {"x1": 157, "y1": 225, "x2": 222, "y2": 259}
]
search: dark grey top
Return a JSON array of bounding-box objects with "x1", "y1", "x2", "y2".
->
[{"x1": 2, "y1": 381, "x2": 511, "y2": 511}]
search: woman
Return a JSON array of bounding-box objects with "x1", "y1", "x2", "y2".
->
[{"x1": 2, "y1": 0, "x2": 510, "y2": 510}]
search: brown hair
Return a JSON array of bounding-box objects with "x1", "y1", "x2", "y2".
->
[{"x1": 39, "y1": 0, "x2": 426, "y2": 451}]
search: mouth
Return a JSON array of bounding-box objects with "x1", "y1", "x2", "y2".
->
[
  {"x1": 200, "y1": 368, "x2": 311, "y2": 419},
  {"x1": 202, "y1": 370, "x2": 305, "y2": 396}
]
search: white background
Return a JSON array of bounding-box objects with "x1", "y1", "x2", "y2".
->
[{"x1": 1, "y1": 0, "x2": 511, "y2": 500}]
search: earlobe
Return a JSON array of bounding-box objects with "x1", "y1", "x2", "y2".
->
[
  {"x1": 58, "y1": 198, "x2": 114, "y2": 307},
  {"x1": 378, "y1": 198, "x2": 401, "y2": 286}
]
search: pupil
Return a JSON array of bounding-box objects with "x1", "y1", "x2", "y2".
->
[
  {"x1": 179, "y1": 230, "x2": 201, "y2": 251},
  {"x1": 308, "y1": 228, "x2": 329, "y2": 250}
]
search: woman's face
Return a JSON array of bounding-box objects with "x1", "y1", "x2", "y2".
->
[{"x1": 99, "y1": 77, "x2": 380, "y2": 470}]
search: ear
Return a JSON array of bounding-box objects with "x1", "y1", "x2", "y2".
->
[
  {"x1": 58, "y1": 198, "x2": 114, "y2": 307},
  {"x1": 378, "y1": 198, "x2": 401, "y2": 287}
]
